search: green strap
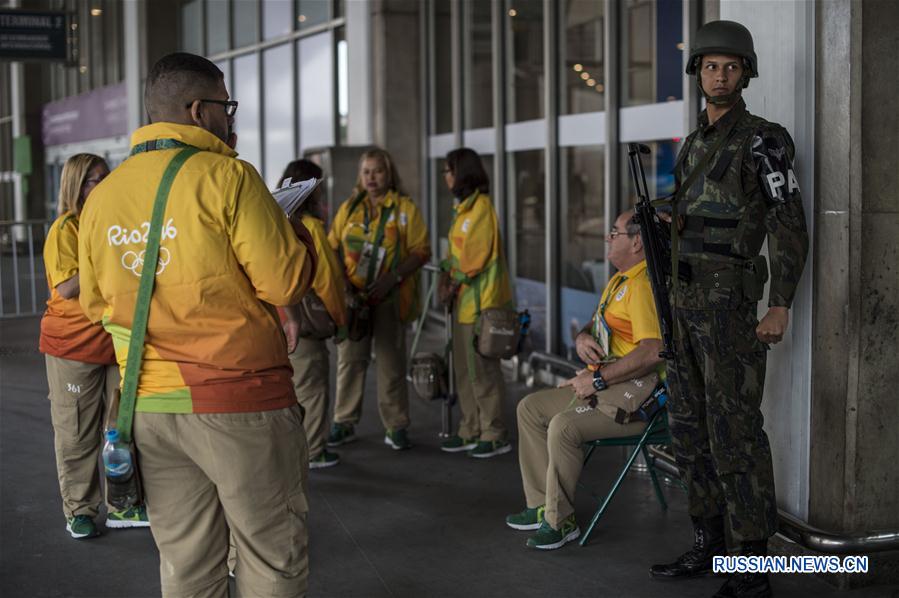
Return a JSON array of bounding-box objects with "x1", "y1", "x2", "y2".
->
[
  {"x1": 130, "y1": 138, "x2": 191, "y2": 156},
  {"x1": 364, "y1": 202, "x2": 395, "y2": 288},
  {"x1": 116, "y1": 147, "x2": 200, "y2": 442}
]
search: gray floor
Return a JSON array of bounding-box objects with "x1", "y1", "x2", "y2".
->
[{"x1": 1, "y1": 316, "x2": 896, "y2": 598}]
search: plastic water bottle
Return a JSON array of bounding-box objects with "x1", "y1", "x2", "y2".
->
[{"x1": 102, "y1": 429, "x2": 138, "y2": 510}]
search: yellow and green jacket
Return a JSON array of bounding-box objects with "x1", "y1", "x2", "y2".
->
[
  {"x1": 78, "y1": 122, "x2": 314, "y2": 414},
  {"x1": 328, "y1": 190, "x2": 430, "y2": 323},
  {"x1": 443, "y1": 192, "x2": 514, "y2": 324},
  {"x1": 302, "y1": 213, "x2": 347, "y2": 336},
  {"x1": 40, "y1": 212, "x2": 116, "y2": 365}
]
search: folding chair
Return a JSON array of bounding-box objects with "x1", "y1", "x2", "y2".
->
[{"x1": 578, "y1": 407, "x2": 673, "y2": 546}]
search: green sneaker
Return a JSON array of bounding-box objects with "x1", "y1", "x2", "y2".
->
[
  {"x1": 310, "y1": 449, "x2": 341, "y2": 469},
  {"x1": 66, "y1": 515, "x2": 100, "y2": 539},
  {"x1": 469, "y1": 439, "x2": 512, "y2": 459},
  {"x1": 526, "y1": 515, "x2": 581, "y2": 550},
  {"x1": 505, "y1": 505, "x2": 545, "y2": 531},
  {"x1": 440, "y1": 435, "x2": 479, "y2": 453},
  {"x1": 384, "y1": 428, "x2": 412, "y2": 450},
  {"x1": 106, "y1": 505, "x2": 150, "y2": 529},
  {"x1": 327, "y1": 423, "x2": 356, "y2": 447}
]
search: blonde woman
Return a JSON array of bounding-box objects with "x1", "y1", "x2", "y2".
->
[
  {"x1": 40, "y1": 154, "x2": 149, "y2": 539},
  {"x1": 327, "y1": 148, "x2": 431, "y2": 450}
]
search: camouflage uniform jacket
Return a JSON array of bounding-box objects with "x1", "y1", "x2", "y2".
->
[{"x1": 673, "y1": 98, "x2": 809, "y2": 312}]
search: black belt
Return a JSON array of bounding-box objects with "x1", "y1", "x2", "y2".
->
[{"x1": 679, "y1": 238, "x2": 746, "y2": 260}]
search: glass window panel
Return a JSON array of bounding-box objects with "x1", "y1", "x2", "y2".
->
[
  {"x1": 506, "y1": 0, "x2": 544, "y2": 123},
  {"x1": 263, "y1": 44, "x2": 296, "y2": 188},
  {"x1": 621, "y1": 0, "x2": 683, "y2": 107},
  {"x1": 433, "y1": 0, "x2": 452, "y2": 134},
  {"x1": 297, "y1": 0, "x2": 330, "y2": 30},
  {"x1": 233, "y1": 53, "x2": 262, "y2": 172},
  {"x1": 234, "y1": 0, "x2": 260, "y2": 48},
  {"x1": 105, "y1": 0, "x2": 123, "y2": 84},
  {"x1": 215, "y1": 60, "x2": 231, "y2": 94},
  {"x1": 434, "y1": 158, "x2": 455, "y2": 261},
  {"x1": 560, "y1": 145, "x2": 605, "y2": 357},
  {"x1": 561, "y1": 0, "x2": 604, "y2": 115},
  {"x1": 90, "y1": 2, "x2": 104, "y2": 88},
  {"x1": 263, "y1": 0, "x2": 292, "y2": 40},
  {"x1": 298, "y1": 31, "x2": 335, "y2": 152},
  {"x1": 207, "y1": 0, "x2": 231, "y2": 55},
  {"x1": 619, "y1": 139, "x2": 678, "y2": 207},
  {"x1": 336, "y1": 27, "x2": 349, "y2": 144},
  {"x1": 508, "y1": 148, "x2": 546, "y2": 349},
  {"x1": 180, "y1": 0, "x2": 202, "y2": 55},
  {"x1": 462, "y1": 0, "x2": 493, "y2": 129}
]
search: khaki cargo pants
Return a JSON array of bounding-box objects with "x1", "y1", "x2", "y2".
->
[
  {"x1": 452, "y1": 317, "x2": 507, "y2": 442},
  {"x1": 333, "y1": 300, "x2": 409, "y2": 431},
  {"x1": 289, "y1": 337, "x2": 330, "y2": 459},
  {"x1": 134, "y1": 404, "x2": 309, "y2": 598},
  {"x1": 516, "y1": 379, "x2": 651, "y2": 528},
  {"x1": 45, "y1": 355, "x2": 120, "y2": 519}
]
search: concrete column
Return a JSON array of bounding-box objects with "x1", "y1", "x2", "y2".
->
[
  {"x1": 810, "y1": 0, "x2": 899, "y2": 534},
  {"x1": 371, "y1": 0, "x2": 423, "y2": 203}
]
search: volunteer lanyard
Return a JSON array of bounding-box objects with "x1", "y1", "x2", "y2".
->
[
  {"x1": 117, "y1": 141, "x2": 200, "y2": 442},
  {"x1": 592, "y1": 274, "x2": 627, "y2": 340}
]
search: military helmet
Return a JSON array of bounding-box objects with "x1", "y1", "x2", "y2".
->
[{"x1": 686, "y1": 20, "x2": 758, "y2": 78}]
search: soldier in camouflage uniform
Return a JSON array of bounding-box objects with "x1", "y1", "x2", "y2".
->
[{"x1": 648, "y1": 21, "x2": 809, "y2": 598}]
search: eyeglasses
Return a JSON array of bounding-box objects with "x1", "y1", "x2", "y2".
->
[
  {"x1": 607, "y1": 228, "x2": 637, "y2": 240},
  {"x1": 441, "y1": 167, "x2": 452, "y2": 174},
  {"x1": 186, "y1": 99, "x2": 239, "y2": 117}
]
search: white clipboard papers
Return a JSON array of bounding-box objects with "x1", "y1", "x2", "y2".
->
[{"x1": 272, "y1": 177, "x2": 324, "y2": 216}]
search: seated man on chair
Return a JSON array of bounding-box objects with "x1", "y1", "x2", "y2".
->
[{"x1": 506, "y1": 209, "x2": 665, "y2": 550}]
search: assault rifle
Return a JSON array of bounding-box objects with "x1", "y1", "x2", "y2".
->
[{"x1": 626, "y1": 143, "x2": 676, "y2": 360}]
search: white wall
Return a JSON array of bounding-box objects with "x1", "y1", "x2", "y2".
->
[{"x1": 719, "y1": 0, "x2": 816, "y2": 521}]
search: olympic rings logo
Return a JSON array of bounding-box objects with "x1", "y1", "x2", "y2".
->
[{"x1": 121, "y1": 247, "x2": 171, "y2": 277}]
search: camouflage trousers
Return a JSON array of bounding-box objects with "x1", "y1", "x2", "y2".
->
[{"x1": 665, "y1": 304, "x2": 778, "y2": 545}]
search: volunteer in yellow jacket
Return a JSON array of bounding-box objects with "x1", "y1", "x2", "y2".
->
[
  {"x1": 78, "y1": 53, "x2": 316, "y2": 597},
  {"x1": 327, "y1": 148, "x2": 430, "y2": 451},
  {"x1": 40, "y1": 153, "x2": 151, "y2": 540},
  {"x1": 279, "y1": 159, "x2": 347, "y2": 469},
  {"x1": 438, "y1": 148, "x2": 515, "y2": 458}
]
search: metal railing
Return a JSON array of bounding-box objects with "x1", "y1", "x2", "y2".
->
[
  {"x1": 526, "y1": 351, "x2": 899, "y2": 554},
  {"x1": 1, "y1": 220, "x2": 51, "y2": 319}
]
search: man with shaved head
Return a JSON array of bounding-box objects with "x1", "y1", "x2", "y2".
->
[{"x1": 79, "y1": 52, "x2": 316, "y2": 597}]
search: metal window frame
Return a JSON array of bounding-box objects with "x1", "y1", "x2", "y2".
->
[{"x1": 543, "y1": 0, "x2": 559, "y2": 354}]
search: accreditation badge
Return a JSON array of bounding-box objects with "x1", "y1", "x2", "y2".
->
[
  {"x1": 597, "y1": 315, "x2": 612, "y2": 357},
  {"x1": 357, "y1": 241, "x2": 386, "y2": 278}
]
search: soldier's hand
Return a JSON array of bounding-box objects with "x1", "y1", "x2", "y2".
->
[
  {"x1": 657, "y1": 211, "x2": 685, "y2": 232},
  {"x1": 575, "y1": 331, "x2": 605, "y2": 365},
  {"x1": 559, "y1": 370, "x2": 597, "y2": 400},
  {"x1": 757, "y1": 306, "x2": 789, "y2": 344}
]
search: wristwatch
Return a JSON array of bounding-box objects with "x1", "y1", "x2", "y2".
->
[{"x1": 592, "y1": 368, "x2": 608, "y2": 392}]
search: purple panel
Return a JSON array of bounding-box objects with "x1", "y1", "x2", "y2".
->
[{"x1": 42, "y1": 82, "x2": 128, "y2": 146}]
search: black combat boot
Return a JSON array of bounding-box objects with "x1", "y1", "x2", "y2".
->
[
  {"x1": 713, "y1": 540, "x2": 773, "y2": 598},
  {"x1": 650, "y1": 516, "x2": 726, "y2": 579}
]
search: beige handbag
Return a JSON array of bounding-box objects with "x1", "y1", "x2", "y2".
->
[{"x1": 474, "y1": 308, "x2": 522, "y2": 359}]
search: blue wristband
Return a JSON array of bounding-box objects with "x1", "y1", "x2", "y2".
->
[{"x1": 592, "y1": 369, "x2": 608, "y2": 392}]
